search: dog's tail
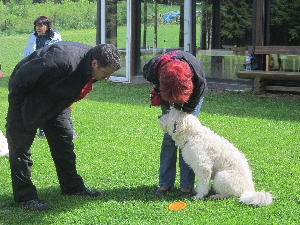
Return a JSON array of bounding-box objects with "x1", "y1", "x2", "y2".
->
[{"x1": 239, "y1": 190, "x2": 273, "y2": 206}]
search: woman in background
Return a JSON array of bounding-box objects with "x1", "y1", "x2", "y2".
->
[{"x1": 23, "y1": 16, "x2": 61, "y2": 57}]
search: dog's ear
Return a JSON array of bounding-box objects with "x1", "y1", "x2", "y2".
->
[
  {"x1": 162, "y1": 108, "x2": 181, "y2": 134},
  {"x1": 159, "y1": 113, "x2": 179, "y2": 135},
  {"x1": 158, "y1": 114, "x2": 169, "y2": 133}
]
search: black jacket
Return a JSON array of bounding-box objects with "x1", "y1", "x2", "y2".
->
[
  {"x1": 143, "y1": 51, "x2": 207, "y2": 113},
  {"x1": 7, "y1": 41, "x2": 95, "y2": 130}
]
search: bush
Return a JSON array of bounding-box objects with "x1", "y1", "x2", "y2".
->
[
  {"x1": 0, "y1": 0, "x2": 181, "y2": 36},
  {"x1": 0, "y1": 0, "x2": 97, "y2": 35}
]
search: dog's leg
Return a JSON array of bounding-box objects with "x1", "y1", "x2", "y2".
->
[
  {"x1": 211, "y1": 170, "x2": 240, "y2": 199},
  {"x1": 193, "y1": 168, "x2": 212, "y2": 200},
  {"x1": 211, "y1": 170, "x2": 254, "y2": 199}
]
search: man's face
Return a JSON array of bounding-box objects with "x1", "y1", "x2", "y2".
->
[{"x1": 90, "y1": 60, "x2": 116, "y2": 81}]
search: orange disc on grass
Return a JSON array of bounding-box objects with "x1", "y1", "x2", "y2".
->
[{"x1": 168, "y1": 202, "x2": 186, "y2": 211}]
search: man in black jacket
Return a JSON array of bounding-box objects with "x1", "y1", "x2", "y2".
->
[
  {"x1": 6, "y1": 41, "x2": 121, "y2": 211},
  {"x1": 143, "y1": 50, "x2": 207, "y2": 198}
]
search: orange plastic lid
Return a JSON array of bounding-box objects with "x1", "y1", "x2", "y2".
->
[{"x1": 168, "y1": 202, "x2": 187, "y2": 211}]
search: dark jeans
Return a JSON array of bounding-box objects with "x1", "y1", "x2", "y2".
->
[
  {"x1": 158, "y1": 98, "x2": 204, "y2": 188},
  {"x1": 6, "y1": 107, "x2": 84, "y2": 202}
]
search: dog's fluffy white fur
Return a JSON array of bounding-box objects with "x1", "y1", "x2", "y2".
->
[
  {"x1": 0, "y1": 130, "x2": 9, "y2": 157},
  {"x1": 159, "y1": 108, "x2": 273, "y2": 206}
]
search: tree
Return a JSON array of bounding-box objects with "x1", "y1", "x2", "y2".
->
[
  {"x1": 220, "y1": 0, "x2": 252, "y2": 46},
  {"x1": 270, "y1": 0, "x2": 300, "y2": 45}
]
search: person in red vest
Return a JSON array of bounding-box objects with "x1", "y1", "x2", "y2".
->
[{"x1": 143, "y1": 50, "x2": 207, "y2": 198}]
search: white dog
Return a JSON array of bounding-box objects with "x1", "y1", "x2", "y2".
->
[
  {"x1": 159, "y1": 108, "x2": 273, "y2": 206},
  {"x1": 0, "y1": 130, "x2": 9, "y2": 157}
]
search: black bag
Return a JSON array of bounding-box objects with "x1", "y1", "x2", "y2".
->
[{"x1": 244, "y1": 46, "x2": 258, "y2": 70}]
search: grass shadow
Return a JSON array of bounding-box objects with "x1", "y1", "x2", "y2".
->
[
  {"x1": 99, "y1": 185, "x2": 184, "y2": 202},
  {"x1": 0, "y1": 184, "x2": 191, "y2": 222}
]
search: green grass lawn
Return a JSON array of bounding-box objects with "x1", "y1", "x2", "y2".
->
[
  {"x1": 0, "y1": 30, "x2": 299, "y2": 224},
  {"x1": 0, "y1": 78, "x2": 299, "y2": 224}
]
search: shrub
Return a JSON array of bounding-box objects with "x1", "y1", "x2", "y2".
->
[{"x1": 0, "y1": 0, "x2": 97, "y2": 35}]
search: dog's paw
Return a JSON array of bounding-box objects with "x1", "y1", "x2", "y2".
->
[
  {"x1": 192, "y1": 194, "x2": 205, "y2": 200},
  {"x1": 209, "y1": 194, "x2": 229, "y2": 199},
  {"x1": 192, "y1": 196, "x2": 199, "y2": 200}
]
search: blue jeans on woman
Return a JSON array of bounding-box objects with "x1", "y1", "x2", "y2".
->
[{"x1": 159, "y1": 98, "x2": 204, "y2": 189}]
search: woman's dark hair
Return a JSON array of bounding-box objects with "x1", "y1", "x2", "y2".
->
[
  {"x1": 91, "y1": 44, "x2": 122, "y2": 71},
  {"x1": 33, "y1": 16, "x2": 55, "y2": 38}
]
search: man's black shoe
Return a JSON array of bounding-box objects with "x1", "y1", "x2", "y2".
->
[
  {"x1": 66, "y1": 187, "x2": 102, "y2": 197},
  {"x1": 20, "y1": 199, "x2": 51, "y2": 211},
  {"x1": 37, "y1": 130, "x2": 45, "y2": 138}
]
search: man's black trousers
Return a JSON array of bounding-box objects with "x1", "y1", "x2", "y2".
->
[{"x1": 6, "y1": 107, "x2": 85, "y2": 202}]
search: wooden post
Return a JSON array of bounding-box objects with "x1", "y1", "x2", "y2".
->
[
  {"x1": 106, "y1": 0, "x2": 117, "y2": 46},
  {"x1": 129, "y1": 0, "x2": 138, "y2": 79},
  {"x1": 133, "y1": 0, "x2": 141, "y2": 74},
  {"x1": 142, "y1": 0, "x2": 147, "y2": 48},
  {"x1": 211, "y1": 0, "x2": 221, "y2": 49},
  {"x1": 211, "y1": 0, "x2": 222, "y2": 77},
  {"x1": 252, "y1": 0, "x2": 270, "y2": 70},
  {"x1": 265, "y1": 54, "x2": 270, "y2": 71},
  {"x1": 153, "y1": 0, "x2": 157, "y2": 50},
  {"x1": 179, "y1": 3, "x2": 184, "y2": 47},
  {"x1": 96, "y1": 0, "x2": 102, "y2": 45},
  {"x1": 200, "y1": 1, "x2": 210, "y2": 50}
]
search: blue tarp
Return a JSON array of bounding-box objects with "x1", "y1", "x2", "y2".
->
[{"x1": 162, "y1": 12, "x2": 180, "y2": 23}]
